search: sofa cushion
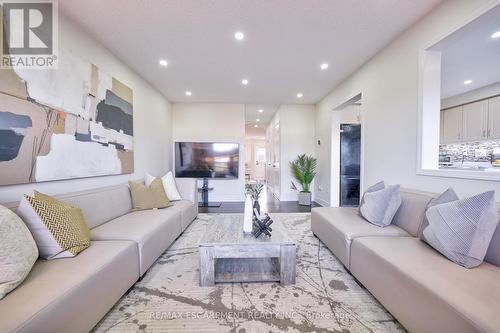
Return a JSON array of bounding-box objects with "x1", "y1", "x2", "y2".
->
[
  {"x1": 54, "y1": 185, "x2": 132, "y2": 229},
  {"x1": 423, "y1": 190, "x2": 498, "y2": 268},
  {"x1": 311, "y1": 207, "x2": 410, "y2": 269},
  {"x1": 350, "y1": 237, "x2": 500, "y2": 333},
  {"x1": 17, "y1": 194, "x2": 91, "y2": 259},
  {"x1": 170, "y1": 200, "x2": 198, "y2": 231},
  {"x1": 419, "y1": 188, "x2": 459, "y2": 239},
  {"x1": 486, "y1": 223, "x2": 500, "y2": 266},
  {"x1": 0, "y1": 241, "x2": 139, "y2": 333},
  {"x1": 393, "y1": 189, "x2": 434, "y2": 237},
  {"x1": 0, "y1": 205, "x2": 38, "y2": 300},
  {"x1": 129, "y1": 179, "x2": 171, "y2": 211},
  {"x1": 359, "y1": 184, "x2": 402, "y2": 227},
  {"x1": 91, "y1": 208, "x2": 182, "y2": 275}
]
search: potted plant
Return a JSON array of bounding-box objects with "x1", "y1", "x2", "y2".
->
[
  {"x1": 245, "y1": 181, "x2": 264, "y2": 215},
  {"x1": 290, "y1": 154, "x2": 317, "y2": 206}
]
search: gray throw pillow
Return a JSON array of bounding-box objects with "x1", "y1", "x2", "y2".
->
[
  {"x1": 423, "y1": 190, "x2": 498, "y2": 268},
  {"x1": 360, "y1": 184, "x2": 402, "y2": 227},
  {"x1": 358, "y1": 181, "x2": 385, "y2": 213},
  {"x1": 419, "y1": 188, "x2": 459, "y2": 240}
]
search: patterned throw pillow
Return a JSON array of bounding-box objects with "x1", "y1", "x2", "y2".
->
[
  {"x1": 129, "y1": 178, "x2": 171, "y2": 211},
  {"x1": 419, "y1": 188, "x2": 459, "y2": 239},
  {"x1": 423, "y1": 190, "x2": 498, "y2": 268},
  {"x1": 0, "y1": 205, "x2": 38, "y2": 299},
  {"x1": 16, "y1": 193, "x2": 91, "y2": 260}
]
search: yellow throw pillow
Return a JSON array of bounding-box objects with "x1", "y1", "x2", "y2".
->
[
  {"x1": 16, "y1": 192, "x2": 91, "y2": 259},
  {"x1": 129, "y1": 178, "x2": 171, "y2": 211}
]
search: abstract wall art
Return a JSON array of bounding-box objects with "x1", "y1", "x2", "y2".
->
[{"x1": 0, "y1": 48, "x2": 134, "y2": 186}]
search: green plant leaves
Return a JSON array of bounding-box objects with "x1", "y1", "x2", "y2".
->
[{"x1": 289, "y1": 154, "x2": 317, "y2": 193}]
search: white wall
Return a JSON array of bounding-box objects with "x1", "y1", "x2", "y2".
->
[
  {"x1": 0, "y1": 14, "x2": 172, "y2": 203},
  {"x1": 279, "y1": 105, "x2": 316, "y2": 201},
  {"x1": 442, "y1": 81, "x2": 500, "y2": 109},
  {"x1": 172, "y1": 103, "x2": 246, "y2": 202},
  {"x1": 315, "y1": 0, "x2": 500, "y2": 206}
]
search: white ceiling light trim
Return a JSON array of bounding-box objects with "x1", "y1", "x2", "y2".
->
[
  {"x1": 463, "y1": 79, "x2": 472, "y2": 85},
  {"x1": 185, "y1": 91, "x2": 192, "y2": 96},
  {"x1": 297, "y1": 93, "x2": 303, "y2": 98},
  {"x1": 241, "y1": 79, "x2": 249, "y2": 85},
  {"x1": 159, "y1": 59, "x2": 168, "y2": 67},
  {"x1": 320, "y1": 63, "x2": 329, "y2": 70}
]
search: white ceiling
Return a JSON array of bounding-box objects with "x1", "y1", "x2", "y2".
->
[
  {"x1": 431, "y1": 5, "x2": 500, "y2": 99},
  {"x1": 60, "y1": 0, "x2": 442, "y2": 105},
  {"x1": 245, "y1": 104, "x2": 278, "y2": 127}
]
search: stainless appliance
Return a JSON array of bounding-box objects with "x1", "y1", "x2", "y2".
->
[{"x1": 439, "y1": 155, "x2": 453, "y2": 167}]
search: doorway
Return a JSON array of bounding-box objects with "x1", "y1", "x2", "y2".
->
[
  {"x1": 340, "y1": 124, "x2": 361, "y2": 206},
  {"x1": 331, "y1": 93, "x2": 363, "y2": 207}
]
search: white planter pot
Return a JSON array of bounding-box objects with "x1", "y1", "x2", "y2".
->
[{"x1": 298, "y1": 191, "x2": 311, "y2": 206}]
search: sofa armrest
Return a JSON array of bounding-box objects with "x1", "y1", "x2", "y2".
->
[{"x1": 175, "y1": 178, "x2": 198, "y2": 205}]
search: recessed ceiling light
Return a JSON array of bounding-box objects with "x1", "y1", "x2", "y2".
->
[
  {"x1": 491, "y1": 30, "x2": 500, "y2": 39},
  {"x1": 234, "y1": 31, "x2": 245, "y2": 41},
  {"x1": 159, "y1": 59, "x2": 168, "y2": 67},
  {"x1": 320, "y1": 63, "x2": 329, "y2": 70},
  {"x1": 254, "y1": 124, "x2": 258, "y2": 128},
  {"x1": 464, "y1": 80, "x2": 472, "y2": 85},
  {"x1": 297, "y1": 93, "x2": 303, "y2": 98},
  {"x1": 258, "y1": 109, "x2": 263, "y2": 113},
  {"x1": 185, "y1": 91, "x2": 192, "y2": 96},
  {"x1": 242, "y1": 79, "x2": 249, "y2": 85},
  {"x1": 256, "y1": 118, "x2": 260, "y2": 122}
]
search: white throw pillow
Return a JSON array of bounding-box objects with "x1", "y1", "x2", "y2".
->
[
  {"x1": 359, "y1": 184, "x2": 402, "y2": 227},
  {"x1": 0, "y1": 205, "x2": 38, "y2": 300},
  {"x1": 423, "y1": 190, "x2": 498, "y2": 268},
  {"x1": 145, "y1": 171, "x2": 182, "y2": 201}
]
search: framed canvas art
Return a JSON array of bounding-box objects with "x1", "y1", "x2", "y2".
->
[{"x1": 0, "y1": 48, "x2": 134, "y2": 185}]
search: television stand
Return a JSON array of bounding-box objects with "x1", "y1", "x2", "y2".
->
[{"x1": 198, "y1": 178, "x2": 222, "y2": 208}]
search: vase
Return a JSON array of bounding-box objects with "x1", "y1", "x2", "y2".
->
[{"x1": 298, "y1": 191, "x2": 311, "y2": 206}]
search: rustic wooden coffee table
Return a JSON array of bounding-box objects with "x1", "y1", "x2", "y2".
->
[{"x1": 198, "y1": 214, "x2": 296, "y2": 286}]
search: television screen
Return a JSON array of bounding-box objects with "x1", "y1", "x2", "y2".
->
[{"x1": 175, "y1": 142, "x2": 239, "y2": 179}]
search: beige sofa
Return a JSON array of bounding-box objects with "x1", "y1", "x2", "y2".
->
[
  {"x1": 0, "y1": 178, "x2": 198, "y2": 333},
  {"x1": 312, "y1": 189, "x2": 500, "y2": 333}
]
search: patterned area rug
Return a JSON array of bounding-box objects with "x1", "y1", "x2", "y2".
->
[{"x1": 93, "y1": 213, "x2": 405, "y2": 333}]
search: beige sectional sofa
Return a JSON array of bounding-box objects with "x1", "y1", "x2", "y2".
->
[
  {"x1": 312, "y1": 189, "x2": 500, "y2": 333},
  {"x1": 0, "y1": 178, "x2": 198, "y2": 333}
]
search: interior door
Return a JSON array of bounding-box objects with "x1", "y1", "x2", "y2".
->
[{"x1": 253, "y1": 141, "x2": 266, "y2": 180}]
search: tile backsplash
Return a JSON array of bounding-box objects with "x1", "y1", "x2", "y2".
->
[{"x1": 439, "y1": 140, "x2": 500, "y2": 163}]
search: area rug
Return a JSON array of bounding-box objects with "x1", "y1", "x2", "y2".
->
[{"x1": 93, "y1": 213, "x2": 405, "y2": 333}]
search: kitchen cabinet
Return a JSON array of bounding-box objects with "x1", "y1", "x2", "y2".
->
[
  {"x1": 462, "y1": 100, "x2": 488, "y2": 141},
  {"x1": 441, "y1": 96, "x2": 500, "y2": 144},
  {"x1": 442, "y1": 106, "x2": 463, "y2": 144},
  {"x1": 488, "y1": 96, "x2": 500, "y2": 139}
]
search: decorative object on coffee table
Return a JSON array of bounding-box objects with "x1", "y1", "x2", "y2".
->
[
  {"x1": 245, "y1": 181, "x2": 264, "y2": 215},
  {"x1": 252, "y1": 210, "x2": 274, "y2": 237},
  {"x1": 243, "y1": 195, "x2": 253, "y2": 234},
  {"x1": 199, "y1": 214, "x2": 296, "y2": 286},
  {"x1": 290, "y1": 154, "x2": 317, "y2": 206}
]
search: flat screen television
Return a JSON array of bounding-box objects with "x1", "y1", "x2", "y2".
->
[{"x1": 174, "y1": 142, "x2": 239, "y2": 179}]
